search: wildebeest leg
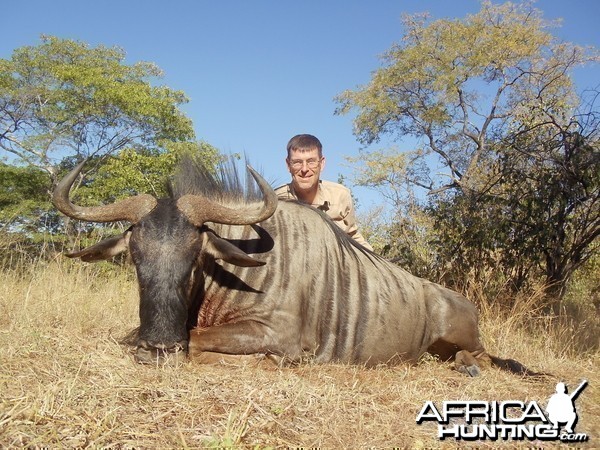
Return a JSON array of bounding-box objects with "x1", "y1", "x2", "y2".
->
[
  {"x1": 424, "y1": 283, "x2": 488, "y2": 377},
  {"x1": 192, "y1": 351, "x2": 272, "y2": 367},
  {"x1": 189, "y1": 321, "x2": 290, "y2": 363},
  {"x1": 427, "y1": 341, "x2": 487, "y2": 377}
]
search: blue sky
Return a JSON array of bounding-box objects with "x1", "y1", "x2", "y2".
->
[{"x1": 2, "y1": 1, "x2": 599, "y2": 212}]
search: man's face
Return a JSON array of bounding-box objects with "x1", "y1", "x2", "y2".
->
[{"x1": 286, "y1": 147, "x2": 325, "y2": 194}]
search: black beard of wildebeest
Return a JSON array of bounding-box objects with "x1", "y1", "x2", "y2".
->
[{"x1": 53, "y1": 156, "x2": 543, "y2": 376}]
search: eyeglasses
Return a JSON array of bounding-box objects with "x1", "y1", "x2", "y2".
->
[{"x1": 289, "y1": 158, "x2": 322, "y2": 170}]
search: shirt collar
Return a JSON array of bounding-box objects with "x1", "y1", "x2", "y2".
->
[{"x1": 289, "y1": 180, "x2": 328, "y2": 210}]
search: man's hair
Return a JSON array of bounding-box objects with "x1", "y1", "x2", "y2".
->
[{"x1": 286, "y1": 134, "x2": 323, "y2": 158}]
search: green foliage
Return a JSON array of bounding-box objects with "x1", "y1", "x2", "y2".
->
[
  {"x1": 0, "y1": 35, "x2": 194, "y2": 184},
  {"x1": 0, "y1": 163, "x2": 53, "y2": 229},
  {"x1": 76, "y1": 141, "x2": 222, "y2": 204}
]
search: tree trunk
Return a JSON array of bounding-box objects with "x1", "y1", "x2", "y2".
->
[{"x1": 544, "y1": 257, "x2": 572, "y2": 313}]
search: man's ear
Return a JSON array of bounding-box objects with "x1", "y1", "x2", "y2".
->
[
  {"x1": 66, "y1": 232, "x2": 130, "y2": 262},
  {"x1": 203, "y1": 232, "x2": 265, "y2": 267}
]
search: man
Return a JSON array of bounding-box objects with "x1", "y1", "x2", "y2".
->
[{"x1": 274, "y1": 134, "x2": 373, "y2": 251}]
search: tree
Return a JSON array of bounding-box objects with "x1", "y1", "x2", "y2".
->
[
  {"x1": 0, "y1": 36, "x2": 194, "y2": 186},
  {"x1": 497, "y1": 103, "x2": 600, "y2": 300},
  {"x1": 426, "y1": 106, "x2": 599, "y2": 303},
  {"x1": 336, "y1": 1, "x2": 600, "y2": 300},
  {"x1": 335, "y1": 1, "x2": 598, "y2": 195}
]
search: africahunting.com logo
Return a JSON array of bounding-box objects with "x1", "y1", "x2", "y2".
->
[{"x1": 416, "y1": 380, "x2": 589, "y2": 443}]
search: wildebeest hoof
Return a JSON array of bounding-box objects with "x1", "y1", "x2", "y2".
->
[
  {"x1": 455, "y1": 350, "x2": 481, "y2": 376},
  {"x1": 457, "y1": 364, "x2": 481, "y2": 377}
]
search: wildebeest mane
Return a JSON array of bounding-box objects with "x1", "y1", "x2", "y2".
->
[
  {"x1": 280, "y1": 197, "x2": 378, "y2": 261},
  {"x1": 168, "y1": 155, "x2": 264, "y2": 206}
]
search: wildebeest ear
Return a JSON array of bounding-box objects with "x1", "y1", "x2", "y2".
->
[
  {"x1": 203, "y1": 232, "x2": 266, "y2": 267},
  {"x1": 66, "y1": 232, "x2": 130, "y2": 262}
]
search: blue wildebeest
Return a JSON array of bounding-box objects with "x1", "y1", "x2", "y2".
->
[{"x1": 53, "y1": 158, "x2": 538, "y2": 376}]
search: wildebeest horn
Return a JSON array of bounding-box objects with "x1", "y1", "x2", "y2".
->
[
  {"x1": 52, "y1": 160, "x2": 158, "y2": 223},
  {"x1": 176, "y1": 166, "x2": 278, "y2": 226}
]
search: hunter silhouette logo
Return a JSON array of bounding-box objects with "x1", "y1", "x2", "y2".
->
[
  {"x1": 416, "y1": 380, "x2": 589, "y2": 442},
  {"x1": 546, "y1": 380, "x2": 587, "y2": 435}
]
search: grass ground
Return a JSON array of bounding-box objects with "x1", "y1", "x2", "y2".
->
[{"x1": 0, "y1": 257, "x2": 598, "y2": 448}]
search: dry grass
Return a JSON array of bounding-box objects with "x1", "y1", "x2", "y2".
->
[{"x1": 0, "y1": 256, "x2": 598, "y2": 449}]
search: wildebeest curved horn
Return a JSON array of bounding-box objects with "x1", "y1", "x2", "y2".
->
[
  {"x1": 176, "y1": 166, "x2": 277, "y2": 226},
  {"x1": 52, "y1": 159, "x2": 158, "y2": 223}
]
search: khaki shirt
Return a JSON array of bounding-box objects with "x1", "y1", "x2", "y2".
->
[{"x1": 274, "y1": 180, "x2": 373, "y2": 251}]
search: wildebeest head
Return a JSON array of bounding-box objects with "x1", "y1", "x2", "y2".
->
[{"x1": 53, "y1": 158, "x2": 277, "y2": 364}]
